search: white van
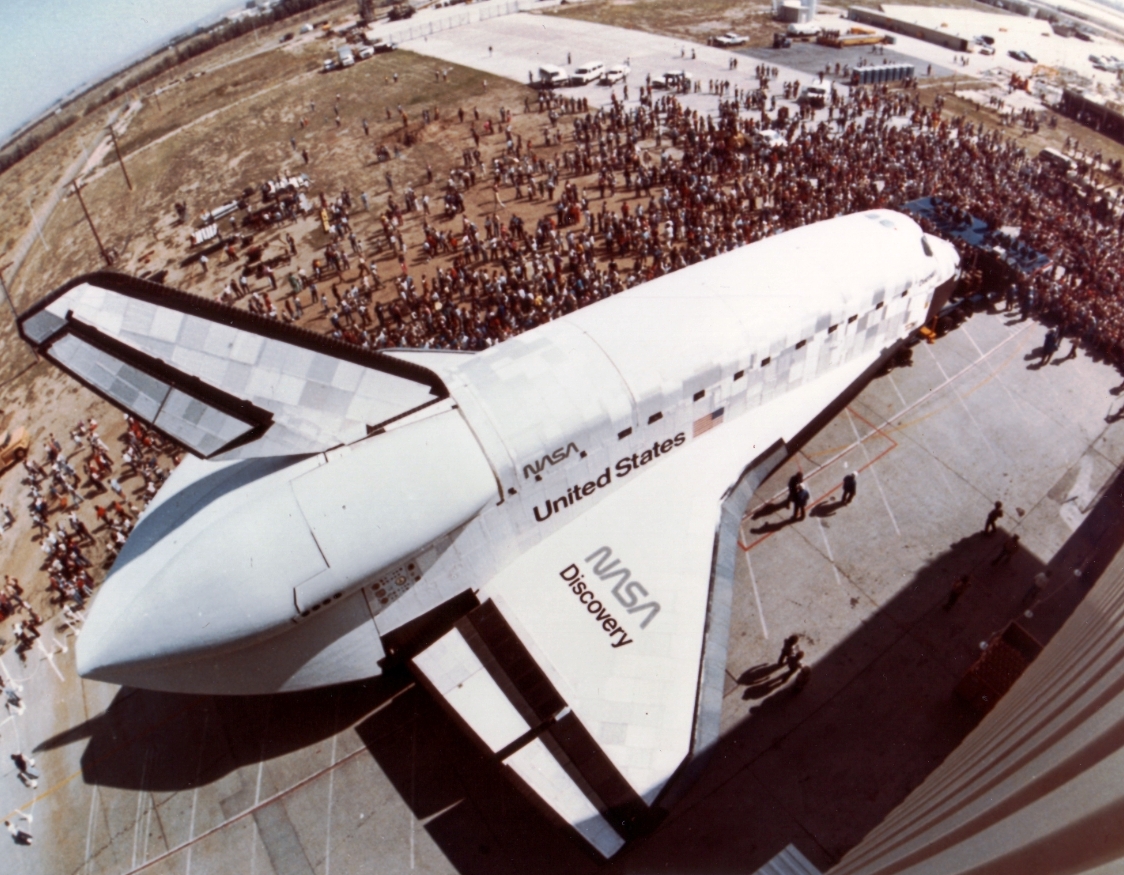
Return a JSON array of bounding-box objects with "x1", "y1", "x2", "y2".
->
[
  {"x1": 787, "y1": 22, "x2": 823, "y2": 37},
  {"x1": 571, "y1": 61, "x2": 605, "y2": 84},
  {"x1": 600, "y1": 63, "x2": 630, "y2": 84},
  {"x1": 538, "y1": 64, "x2": 568, "y2": 87},
  {"x1": 798, "y1": 85, "x2": 827, "y2": 107}
]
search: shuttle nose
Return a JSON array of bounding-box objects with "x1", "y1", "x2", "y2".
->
[
  {"x1": 76, "y1": 407, "x2": 499, "y2": 688},
  {"x1": 77, "y1": 485, "x2": 330, "y2": 681}
]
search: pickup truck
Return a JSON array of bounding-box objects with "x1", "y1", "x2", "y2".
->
[
  {"x1": 0, "y1": 426, "x2": 29, "y2": 471},
  {"x1": 651, "y1": 70, "x2": 693, "y2": 90}
]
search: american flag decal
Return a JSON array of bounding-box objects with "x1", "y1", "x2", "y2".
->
[{"x1": 693, "y1": 407, "x2": 725, "y2": 438}]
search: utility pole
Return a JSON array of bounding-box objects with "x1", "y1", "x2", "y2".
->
[
  {"x1": 0, "y1": 264, "x2": 18, "y2": 325},
  {"x1": 108, "y1": 126, "x2": 133, "y2": 191},
  {"x1": 26, "y1": 197, "x2": 49, "y2": 251},
  {"x1": 72, "y1": 180, "x2": 112, "y2": 266}
]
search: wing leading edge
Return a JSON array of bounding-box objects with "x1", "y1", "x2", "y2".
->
[{"x1": 18, "y1": 272, "x2": 447, "y2": 459}]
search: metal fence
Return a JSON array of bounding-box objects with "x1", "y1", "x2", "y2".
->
[{"x1": 385, "y1": 0, "x2": 528, "y2": 45}]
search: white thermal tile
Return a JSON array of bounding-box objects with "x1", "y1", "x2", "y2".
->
[
  {"x1": 443, "y1": 669, "x2": 530, "y2": 752},
  {"x1": 121, "y1": 301, "x2": 155, "y2": 336},
  {"x1": 505, "y1": 739, "x2": 625, "y2": 858},
  {"x1": 414, "y1": 628, "x2": 530, "y2": 751},
  {"x1": 331, "y1": 360, "x2": 364, "y2": 392},
  {"x1": 149, "y1": 306, "x2": 184, "y2": 342},
  {"x1": 229, "y1": 331, "x2": 265, "y2": 364},
  {"x1": 413, "y1": 627, "x2": 478, "y2": 695}
]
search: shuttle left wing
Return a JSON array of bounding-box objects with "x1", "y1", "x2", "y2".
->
[
  {"x1": 18, "y1": 272, "x2": 446, "y2": 459},
  {"x1": 411, "y1": 342, "x2": 884, "y2": 856},
  {"x1": 413, "y1": 437, "x2": 722, "y2": 856}
]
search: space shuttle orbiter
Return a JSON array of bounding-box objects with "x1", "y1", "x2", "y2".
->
[{"x1": 19, "y1": 210, "x2": 958, "y2": 856}]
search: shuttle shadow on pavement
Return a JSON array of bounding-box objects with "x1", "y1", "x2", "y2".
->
[
  {"x1": 31, "y1": 465, "x2": 1124, "y2": 871},
  {"x1": 36, "y1": 674, "x2": 406, "y2": 791},
  {"x1": 360, "y1": 462, "x2": 1123, "y2": 873},
  {"x1": 619, "y1": 470, "x2": 1124, "y2": 872},
  {"x1": 355, "y1": 687, "x2": 599, "y2": 875}
]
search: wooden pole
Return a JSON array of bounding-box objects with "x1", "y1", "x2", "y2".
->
[
  {"x1": 0, "y1": 262, "x2": 36, "y2": 362},
  {"x1": 72, "y1": 180, "x2": 112, "y2": 266},
  {"x1": 109, "y1": 126, "x2": 134, "y2": 191},
  {"x1": 0, "y1": 264, "x2": 18, "y2": 325}
]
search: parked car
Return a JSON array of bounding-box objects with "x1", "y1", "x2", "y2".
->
[
  {"x1": 371, "y1": 38, "x2": 397, "y2": 53},
  {"x1": 1038, "y1": 147, "x2": 1076, "y2": 172},
  {"x1": 599, "y1": 63, "x2": 630, "y2": 84},
  {"x1": 709, "y1": 32, "x2": 747, "y2": 47},
  {"x1": 755, "y1": 129, "x2": 787, "y2": 150},
  {"x1": 798, "y1": 85, "x2": 828, "y2": 107},
  {"x1": 356, "y1": 45, "x2": 374, "y2": 59},
  {"x1": 787, "y1": 22, "x2": 823, "y2": 37},
  {"x1": 537, "y1": 64, "x2": 568, "y2": 88},
  {"x1": 0, "y1": 426, "x2": 29, "y2": 471},
  {"x1": 571, "y1": 61, "x2": 605, "y2": 84}
]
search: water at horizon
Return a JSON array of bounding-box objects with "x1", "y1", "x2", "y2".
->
[{"x1": 0, "y1": 0, "x2": 252, "y2": 140}]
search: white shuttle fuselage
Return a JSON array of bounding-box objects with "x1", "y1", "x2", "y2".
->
[{"x1": 23, "y1": 209, "x2": 958, "y2": 855}]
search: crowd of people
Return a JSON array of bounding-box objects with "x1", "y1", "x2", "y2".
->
[
  {"x1": 0, "y1": 411, "x2": 180, "y2": 847},
  {"x1": 205, "y1": 76, "x2": 1124, "y2": 366},
  {"x1": 1, "y1": 415, "x2": 178, "y2": 669}
]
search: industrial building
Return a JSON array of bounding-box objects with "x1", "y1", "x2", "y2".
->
[
  {"x1": 1061, "y1": 88, "x2": 1124, "y2": 144},
  {"x1": 847, "y1": 7, "x2": 971, "y2": 52}
]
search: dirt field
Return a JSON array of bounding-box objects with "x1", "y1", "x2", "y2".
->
[{"x1": 5, "y1": 43, "x2": 536, "y2": 341}]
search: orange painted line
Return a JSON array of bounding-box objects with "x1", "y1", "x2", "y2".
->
[
  {"x1": 847, "y1": 404, "x2": 899, "y2": 449},
  {"x1": 738, "y1": 439, "x2": 897, "y2": 552},
  {"x1": 741, "y1": 407, "x2": 894, "y2": 522}
]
